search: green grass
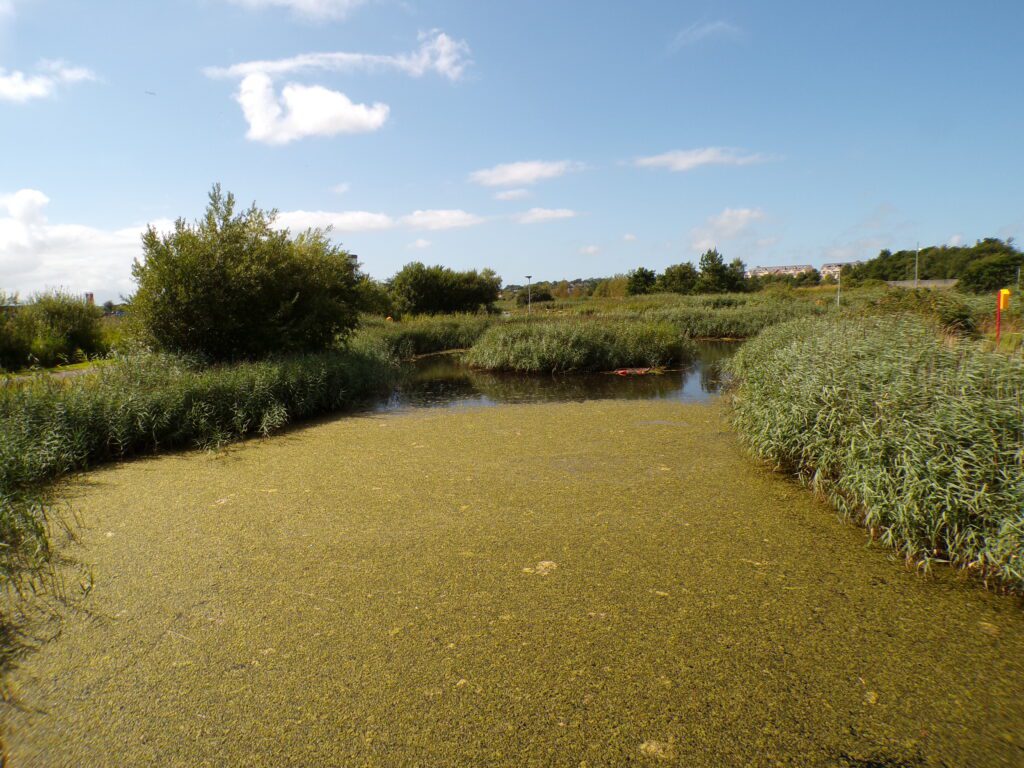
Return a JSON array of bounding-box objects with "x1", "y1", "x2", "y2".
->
[
  {"x1": 728, "y1": 314, "x2": 1024, "y2": 590},
  {"x1": 464, "y1": 319, "x2": 693, "y2": 372},
  {"x1": 354, "y1": 314, "x2": 495, "y2": 359}
]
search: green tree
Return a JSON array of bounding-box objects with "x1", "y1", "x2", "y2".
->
[
  {"x1": 626, "y1": 267, "x2": 657, "y2": 295},
  {"x1": 959, "y1": 253, "x2": 1024, "y2": 293},
  {"x1": 657, "y1": 262, "x2": 698, "y2": 294},
  {"x1": 131, "y1": 185, "x2": 361, "y2": 361},
  {"x1": 388, "y1": 263, "x2": 501, "y2": 315}
]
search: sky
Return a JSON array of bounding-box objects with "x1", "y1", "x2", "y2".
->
[{"x1": 1, "y1": 0, "x2": 1023, "y2": 301}]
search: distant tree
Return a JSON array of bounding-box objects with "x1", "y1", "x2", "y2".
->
[
  {"x1": 388, "y1": 262, "x2": 501, "y2": 315},
  {"x1": 847, "y1": 237, "x2": 1022, "y2": 285},
  {"x1": 657, "y1": 262, "x2": 699, "y2": 294},
  {"x1": 132, "y1": 185, "x2": 361, "y2": 361},
  {"x1": 626, "y1": 267, "x2": 658, "y2": 295},
  {"x1": 516, "y1": 288, "x2": 553, "y2": 306},
  {"x1": 696, "y1": 249, "x2": 730, "y2": 293},
  {"x1": 354, "y1": 275, "x2": 393, "y2": 316},
  {"x1": 102, "y1": 300, "x2": 116, "y2": 314},
  {"x1": 726, "y1": 258, "x2": 750, "y2": 292},
  {"x1": 592, "y1": 275, "x2": 629, "y2": 298},
  {"x1": 959, "y1": 253, "x2": 1024, "y2": 293}
]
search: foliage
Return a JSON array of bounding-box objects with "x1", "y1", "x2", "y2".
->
[
  {"x1": 388, "y1": 262, "x2": 501, "y2": 316},
  {"x1": 0, "y1": 345, "x2": 396, "y2": 605},
  {"x1": 696, "y1": 249, "x2": 748, "y2": 293},
  {"x1": 958, "y1": 253, "x2": 1024, "y2": 293},
  {"x1": 465, "y1": 319, "x2": 692, "y2": 372},
  {"x1": 626, "y1": 267, "x2": 658, "y2": 295},
  {"x1": 516, "y1": 288, "x2": 553, "y2": 306},
  {"x1": 592, "y1": 275, "x2": 628, "y2": 298},
  {"x1": 845, "y1": 237, "x2": 1021, "y2": 284},
  {"x1": 0, "y1": 292, "x2": 105, "y2": 371},
  {"x1": 354, "y1": 275, "x2": 394, "y2": 316},
  {"x1": 858, "y1": 288, "x2": 979, "y2": 334},
  {"x1": 355, "y1": 314, "x2": 494, "y2": 359},
  {"x1": 728, "y1": 315, "x2": 1024, "y2": 589},
  {"x1": 131, "y1": 185, "x2": 361, "y2": 361},
  {"x1": 657, "y1": 262, "x2": 699, "y2": 294}
]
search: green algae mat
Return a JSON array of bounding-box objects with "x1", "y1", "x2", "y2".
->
[{"x1": 4, "y1": 401, "x2": 1024, "y2": 767}]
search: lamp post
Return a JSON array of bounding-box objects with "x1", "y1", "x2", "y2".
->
[{"x1": 525, "y1": 275, "x2": 532, "y2": 315}]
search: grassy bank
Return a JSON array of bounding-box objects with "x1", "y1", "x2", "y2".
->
[
  {"x1": 728, "y1": 315, "x2": 1024, "y2": 589},
  {"x1": 465, "y1": 319, "x2": 691, "y2": 372},
  {"x1": 355, "y1": 314, "x2": 494, "y2": 359},
  {"x1": 0, "y1": 344, "x2": 396, "y2": 623}
]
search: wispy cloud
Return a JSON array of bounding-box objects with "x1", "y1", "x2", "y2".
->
[
  {"x1": 205, "y1": 30, "x2": 471, "y2": 81},
  {"x1": 635, "y1": 147, "x2": 769, "y2": 173},
  {"x1": 470, "y1": 160, "x2": 582, "y2": 188},
  {"x1": 623, "y1": 233, "x2": 637, "y2": 242},
  {"x1": 670, "y1": 20, "x2": 740, "y2": 51},
  {"x1": 275, "y1": 209, "x2": 396, "y2": 232},
  {"x1": 402, "y1": 209, "x2": 484, "y2": 230},
  {"x1": 223, "y1": 0, "x2": 368, "y2": 21},
  {"x1": 579, "y1": 245, "x2": 599, "y2": 255},
  {"x1": 0, "y1": 60, "x2": 97, "y2": 103},
  {"x1": 494, "y1": 188, "x2": 529, "y2": 201},
  {"x1": 690, "y1": 207, "x2": 765, "y2": 252},
  {"x1": 516, "y1": 208, "x2": 577, "y2": 224}
]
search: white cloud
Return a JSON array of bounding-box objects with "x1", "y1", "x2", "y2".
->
[
  {"x1": 0, "y1": 189, "x2": 170, "y2": 298},
  {"x1": 402, "y1": 209, "x2": 484, "y2": 230},
  {"x1": 408, "y1": 238, "x2": 431, "y2": 249},
  {"x1": 494, "y1": 188, "x2": 529, "y2": 201},
  {"x1": 517, "y1": 208, "x2": 577, "y2": 224},
  {"x1": 634, "y1": 147, "x2": 768, "y2": 173},
  {"x1": 470, "y1": 160, "x2": 581, "y2": 188},
  {"x1": 236, "y1": 72, "x2": 389, "y2": 144},
  {"x1": 330, "y1": 182, "x2": 350, "y2": 194},
  {"x1": 623, "y1": 233, "x2": 637, "y2": 241},
  {"x1": 670, "y1": 21, "x2": 740, "y2": 51},
  {"x1": 275, "y1": 209, "x2": 395, "y2": 232},
  {"x1": 948, "y1": 233, "x2": 964, "y2": 247},
  {"x1": 0, "y1": 59, "x2": 97, "y2": 103},
  {"x1": 223, "y1": 0, "x2": 367, "y2": 20},
  {"x1": 690, "y1": 207, "x2": 765, "y2": 252},
  {"x1": 206, "y1": 30, "x2": 471, "y2": 82},
  {"x1": 579, "y1": 245, "x2": 599, "y2": 255}
]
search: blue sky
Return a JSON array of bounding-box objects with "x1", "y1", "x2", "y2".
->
[{"x1": 2, "y1": 0, "x2": 1023, "y2": 300}]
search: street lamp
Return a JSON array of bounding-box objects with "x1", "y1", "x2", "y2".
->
[{"x1": 525, "y1": 275, "x2": 532, "y2": 315}]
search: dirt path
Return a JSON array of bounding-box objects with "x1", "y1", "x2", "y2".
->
[{"x1": 5, "y1": 401, "x2": 1023, "y2": 766}]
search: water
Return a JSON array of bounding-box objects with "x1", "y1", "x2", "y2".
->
[{"x1": 374, "y1": 340, "x2": 738, "y2": 412}]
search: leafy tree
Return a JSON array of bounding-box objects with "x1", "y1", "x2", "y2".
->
[
  {"x1": 388, "y1": 263, "x2": 501, "y2": 315},
  {"x1": 592, "y1": 275, "x2": 628, "y2": 298},
  {"x1": 0, "y1": 291, "x2": 104, "y2": 370},
  {"x1": 657, "y1": 262, "x2": 699, "y2": 294},
  {"x1": 959, "y1": 253, "x2": 1024, "y2": 293},
  {"x1": 516, "y1": 288, "x2": 553, "y2": 306},
  {"x1": 131, "y1": 185, "x2": 361, "y2": 361},
  {"x1": 847, "y1": 238, "x2": 1022, "y2": 284},
  {"x1": 626, "y1": 267, "x2": 658, "y2": 295},
  {"x1": 354, "y1": 276, "x2": 393, "y2": 316}
]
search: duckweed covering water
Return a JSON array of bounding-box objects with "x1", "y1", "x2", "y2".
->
[{"x1": 6, "y1": 401, "x2": 1024, "y2": 766}]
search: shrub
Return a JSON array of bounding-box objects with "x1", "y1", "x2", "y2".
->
[
  {"x1": 465, "y1": 319, "x2": 692, "y2": 372},
  {"x1": 0, "y1": 292, "x2": 104, "y2": 371},
  {"x1": 958, "y1": 253, "x2": 1024, "y2": 293},
  {"x1": 131, "y1": 185, "x2": 361, "y2": 361},
  {"x1": 516, "y1": 288, "x2": 553, "y2": 306},
  {"x1": 388, "y1": 262, "x2": 501, "y2": 315},
  {"x1": 728, "y1": 315, "x2": 1024, "y2": 589}
]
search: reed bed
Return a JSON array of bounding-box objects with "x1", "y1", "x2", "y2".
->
[
  {"x1": 728, "y1": 315, "x2": 1024, "y2": 589},
  {"x1": 355, "y1": 314, "x2": 495, "y2": 359},
  {"x1": 0, "y1": 345, "x2": 396, "y2": 606},
  {"x1": 465, "y1": 319, "x2": 692, "y2": 372}
]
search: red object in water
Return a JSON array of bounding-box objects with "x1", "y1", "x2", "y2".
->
[{"x1": 614, "y1": 367, "x2": 652, "y2": 376}]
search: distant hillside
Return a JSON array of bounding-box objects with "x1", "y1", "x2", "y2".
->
[{"x1": 846, "y1": 238, "x2": 1022, "y2": 291}]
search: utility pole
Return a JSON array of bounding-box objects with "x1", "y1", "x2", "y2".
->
[{"x1": 525, "y1": 275, "x2": 532, "y2": 315}]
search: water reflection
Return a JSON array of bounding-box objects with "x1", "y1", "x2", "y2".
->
[{"x1": 374, "y1": 341, "x2": 738, "y2": 412}]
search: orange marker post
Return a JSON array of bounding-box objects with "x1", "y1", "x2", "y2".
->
[{"x1": 996, "y1": 288, "x2": 1011, "y2": 342}]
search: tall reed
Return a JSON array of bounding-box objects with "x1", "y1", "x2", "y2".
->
[{"x1": 728, "y1": 315, "x2": 1024, "y2": 589}]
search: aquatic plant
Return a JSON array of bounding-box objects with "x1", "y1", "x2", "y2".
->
[
  {"x1": 728, "y1": 314, "x2": 1024, "y2": 589},
  {"x1": 465, "y1": 319, "x2": 692, "y2": 373}
]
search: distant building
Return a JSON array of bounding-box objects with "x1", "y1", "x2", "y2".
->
[
  {"x1": 819, "y1": 261, "x2": 863, "y2": 279},
  {"x1": 745, "y1": 264, "x2": 815, "y2": 279}
]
